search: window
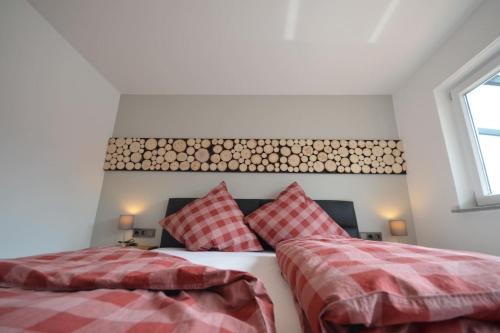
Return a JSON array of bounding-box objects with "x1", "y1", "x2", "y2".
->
[{"x1": 452, "y1": 53, "x2": 500, "y2": 207}]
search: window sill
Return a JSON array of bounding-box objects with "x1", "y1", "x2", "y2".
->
[{"x1": 451, "y1": 204, "x2": 500, "y2": 213}]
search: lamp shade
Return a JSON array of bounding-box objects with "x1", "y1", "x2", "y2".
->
[
  {"x1": 389, "y1": 220, "x2": 407, "y2": 236},
  {"x1": 119, "y1": 215, "x2": 134, "y2": 230}
]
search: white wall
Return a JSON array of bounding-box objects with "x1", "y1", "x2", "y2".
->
[
  {"x1": 92, "y1": 95, "x2": 415, "y2": 247},
  {"x1": 0, "y1": 1, "x2": 120, "y2": 258},
  {"x1": 393, "y1": 0, "x2": 500, "y2": 255}
]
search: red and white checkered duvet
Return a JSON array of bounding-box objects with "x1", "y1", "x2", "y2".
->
[
  {"x1": 276, "y1": 236, "x2": 500, "y2": 333},
  {"x1": 0, "y1": 247, "x2": 275, "y2": 333}
]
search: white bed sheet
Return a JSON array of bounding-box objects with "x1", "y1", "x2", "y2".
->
[{"x1": 154, "y1": 248, "x2": 302, "y2": 333}]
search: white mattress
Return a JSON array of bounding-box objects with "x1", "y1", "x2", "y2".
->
[{"x1": 155, "y1": 248, "x2": 302, "y2": 333}]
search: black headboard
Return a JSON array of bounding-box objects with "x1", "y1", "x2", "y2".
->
[{"x1": 160, "y1": 198, "x2": 359, "y2": 250}]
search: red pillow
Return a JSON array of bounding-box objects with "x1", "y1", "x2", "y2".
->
[
  {"x1": 159, "y1": 182, "x2": 263, "y2": 251},
  {"x1": 244, "y1": 182, "x2": 350, "y2": 248}
]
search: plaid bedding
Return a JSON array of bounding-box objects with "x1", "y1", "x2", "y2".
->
[
  {"x1": 0, "y1": 247, "x2": 275, "y2": 333},
  {"x1": 276, "y1": 236, "x2": 500, "y2": 333}
]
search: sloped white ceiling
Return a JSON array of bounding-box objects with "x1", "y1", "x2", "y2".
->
[{"x1": 29, "y1": 0, "x2": 482, "y2": 94}]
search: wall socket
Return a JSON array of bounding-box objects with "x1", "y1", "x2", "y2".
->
[
  {"x1": 359, "y1": 232, "x2": 382, "y2": 241},
  {"x1": 133, "y1": 228, "x2": 156, "y2": 238}
]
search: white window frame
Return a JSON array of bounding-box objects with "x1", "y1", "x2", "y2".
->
[{"x1": 450, "y1": 52, "x2": 500, "y2": 207}]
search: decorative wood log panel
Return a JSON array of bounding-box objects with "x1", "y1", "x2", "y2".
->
[{"x1": 103, "y1": 138, "x2": 407, "y2": 174}]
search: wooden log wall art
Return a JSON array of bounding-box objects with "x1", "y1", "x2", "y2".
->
[{"x1": 103, "y1": 138, "x2": 407, "y2": 174}]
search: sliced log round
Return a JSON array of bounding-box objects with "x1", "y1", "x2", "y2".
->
[
  {"x1": 158, "y1": 138, "x2": 167, "y2": 147},
  {"x1": 145, "y1": 138, "x2": 158, "y2": 150},
  {"x1": 247, "y1": 139, "x2": 257, "y2": 149},
  {"x1": 280, "y1": 146, "x2": 291, "y2": 156},
  {"x1": 220, "y1": 150, "x2": 232, "y2": 162},
  {"x1": 195, "y1": 148, "x2": 209, "y2": 162},
  {"x1": 125, "y1": 162, "x2": 135, "y2": 170},
  {"x1": 115, "y1": 138, "x2": 125, "y2": 147},
  {"x1": 173, "y1": 140, "x2": 186, "y2": 152},
  {"x1": 372, "y1": 146, "x2": 384, "y2": 157},
  {"x1": 165, "y1": 151, "x2": 177, "y2": 163},
  {"x1": 268, "y1": 153, "x2": 279, "y2": 163},
  {"x1": 302, "y1": 146, "x2": 313, "y2": 156},
  {"x1": 241, "y1": 149, "x2": 251, "y2": 159},
  {"x1": 213, "y1": 145, "x2": 223, "y2": 153},
  {"x1": 351, "y1": 163, "x2": 361, "y2": 174},
  {"x1": 223, "y1": 140, "x2": 234, "y2": 150},
  {"x1": 185, "y1": 161, "x2": 198, "y2": 171},
  {"x1": 201, "y1": 163, "x2": 209, "y2": 171},
  {"x1": 383, "y1": 154, "x2": 395, "y2": 165},
  {"x1": 251, "y1": 154, "x2": 262, "y2": 165},
  {"x1": 168, "y1": 161, "x2": 178, "y2": 171},
  {"x1": 341, "y1": 157, "x2": 350, "y2": 167},
  {"x1": 131, "y1": 152, "x2": 142, "y2": 163},
  {"x1": 201, "y1": 139, "x2": 211, "y2": 148},
  {"x1": 318, "y1": 152, "x2": 328, "y2": 162},
  {"x1": 177, "y1": 161, "x2": 188, "y2": 170},
  {"x1": 313, "y1": 161, "x2": 324, "y2": 172},
  {"x1": 288, "y1": 154, "x2": 300, "y2": 167},
  {"x1": 210, "y1": 154, "x2": 221, "y2": 163},
  {"x1": 313, "y1": 140, "x2": 324, "y2": 151},
  {"x1": 177, "y1": 152, "x2": 187, "y2": 162},
  {"x1": 107, "y1": 144, "x2": 117, "y2": 154},
  {"x1": 338, "y1": 147, "x2": 349, "y2": 157},
  {"x1": 142, "y1": 160, "x2": 152, "y2": 170},
  {"x1": 263, "y1": 144, "x2": 274, "y2": 154},
  {"x1": 325, "y1": 160, "x2": 337, "y2": 172},
  {"x1": 392, "y1": 163, "x2": 403, "y2": 174},
  {"x1": 228, "y1": 160, "x2": 239, "y2": 171},
  {"x1": 396, "y1": 141, "x2": 404, "y2": 151}
]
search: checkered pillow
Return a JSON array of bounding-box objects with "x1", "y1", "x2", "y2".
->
[
  {"x1": 160, "y1": 182, "x2": 263, "y2": 251},
  {"x1": 244, "y1": 182, "x2": 350, "y2": 248}
]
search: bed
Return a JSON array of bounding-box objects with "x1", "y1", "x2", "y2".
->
[
  {"x1": 157, "y1": 197, "x2": 360, "y2": 333},
  {"x1": 158, "y1": 197, "x2": 500, "y2": 333}
]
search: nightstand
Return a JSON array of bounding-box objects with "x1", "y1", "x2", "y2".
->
[
  {"x1": 135, "y1": 245, "x2": 158, "y2": 250},
  {"x1": 359, "y1": 232, "x2": 382, "y2": 241}
]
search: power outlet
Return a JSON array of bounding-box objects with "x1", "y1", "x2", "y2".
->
[
  {"x1": 133, "y1": 228, "x2": 156, "y2": 238},
  {"x1": 359, "y1": 232, "x2": 382, "y2": 241}
]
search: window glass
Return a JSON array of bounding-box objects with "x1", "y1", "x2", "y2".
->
[{"x1": 464, "y1": 73, "x2": 500, "y2": 195}]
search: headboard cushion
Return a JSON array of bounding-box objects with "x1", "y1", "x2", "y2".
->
[{"x1": 160, "y1": 198, "x2": 359, "y2": 250}]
